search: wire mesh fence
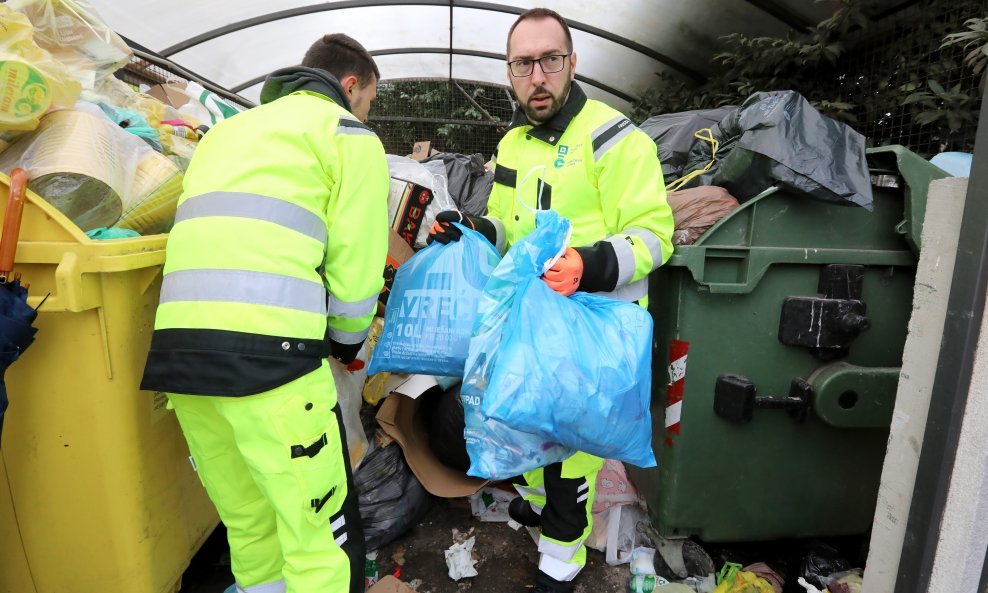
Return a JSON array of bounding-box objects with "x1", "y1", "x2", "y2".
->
[
  {"x1": 830, "y1": 0, "x2": 986, "y2": 156},
  {"x1": 369, "y1": 79, "x2": 515, "y2": 160}
]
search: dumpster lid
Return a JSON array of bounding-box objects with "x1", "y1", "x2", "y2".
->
[{"x1": 867, "y1": 146, "x2": 950, "y2": 255}]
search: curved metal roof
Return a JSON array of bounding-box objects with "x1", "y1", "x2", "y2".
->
[{"x1": 90, "y1": 0, "x2": 917, "y2": 114}]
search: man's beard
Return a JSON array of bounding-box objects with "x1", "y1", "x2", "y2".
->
[{"x1": 521, "y1": 76, "x2": 572, "y2": 124}]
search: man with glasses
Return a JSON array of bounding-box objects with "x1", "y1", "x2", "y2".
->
[{"x1": 429, "y1": 8, "x2": 674, "y2": 593}]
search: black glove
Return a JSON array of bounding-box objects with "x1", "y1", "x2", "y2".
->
[
  {"x1": 329, "y1": 339, "x2": 363, "y2": 365},
  {"x1": 427, "y1": 210, "x2": 498, "y2": 246},
  {"x1": 573, "y1": 244, "x2": 619, "y2": 293}
]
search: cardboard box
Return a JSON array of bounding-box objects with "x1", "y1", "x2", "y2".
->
[
  {"x1": 409, "y1": 140, "x2": 438, "y2": 162},
  {"x1": 147, "y1": 82, "x2": 191, "y2": 109},
  {"x1": 367, "y1": 575, "x2": 419, "y2": 593},
  {"x1": 376, "y1": 379, "x2": 488, "y2": 498}
]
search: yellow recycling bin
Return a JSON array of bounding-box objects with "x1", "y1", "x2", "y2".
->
[{"x1": 0, "y1": 172, "x2": 218, "y2": 593}]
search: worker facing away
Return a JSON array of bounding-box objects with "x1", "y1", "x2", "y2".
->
[
  {"x1": 429, "y1": 7, "x2": 674, "y2": 593},
  {"x1": 141, "y1": 33, "x2": 389, "y2": 593}
]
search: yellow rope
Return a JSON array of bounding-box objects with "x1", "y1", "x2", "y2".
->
[{"x1": 665, "y1": 128, "x2": 719, "y2": 192}]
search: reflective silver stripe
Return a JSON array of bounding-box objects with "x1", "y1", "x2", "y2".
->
[
  {"x1": 539, "y1": 537, "x2": 584, "y2": 563},
  {"x1": 577, "y1": 480, "x2": 589, "y2": 493},
  {"x1": 592, "y1": 116, "x2": 635, "y2": 160},
  {"x1": 175, "y1": 192, "x2": 327, "y2": 244},
  {"x1": 337, "y1": 117, "x2": 378, "y2": 137},
  {"x1": 604, "y1": 235, "x2": 636, "y2": 287},
  {"x1": 328, "y1": 293, "x2": 378, "y2": 319},
  {"x1": 161, "y1": 269, "x2": 328, "y2": 315},
  {"x1": 576, "y1": 493, "x2": 589, "y2": 503},
  {"x1": 485, "y1": 216, "x2": 506, "y2": 254},
  {"x1": 624, "y1": 226, "x2": 664, "y2": 268},
  {"x1": 328, "y1": 325, "x2": 370, "y2": 345},
  {"x1": 539, "y1": 554, "x2": 582, "y2": 581},
  {"x1": 515, "y1": 484, "x2": 546, "y2": 500},
  {"x1": 591, "y1": 116, "x2": 625, "y2": 145},
  {"x1": 591, "y1": 278, "x2": 648, "y2": 303},
  {"x1": 238, "y1": 580, "x2": 286, "y2": 593},
  {"x1": 334, "y1": 532, "x2": 348, "y2": 546},
  {"x1": 331, "y1": 515, "x2": 346, "y2": 532}
]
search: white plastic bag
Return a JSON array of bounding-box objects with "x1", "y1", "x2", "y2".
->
[
  {"x1": 329, "y1": 343, "x2": 372, "y2": 470},
  {"x1": 385, "y1": 154, "x2": 454, "y2": 248},
  {"x1": 605, "y1": 504, "x2": 649, "y2": 566}
]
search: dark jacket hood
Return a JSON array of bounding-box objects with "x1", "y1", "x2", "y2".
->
[{"x1": 259, "y1": 66, "x2": 351, "y2": 111}]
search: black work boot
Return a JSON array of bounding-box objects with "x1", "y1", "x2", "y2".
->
[
  {"x1": 531, "y1": 571, "x2": 575, "y2": 593},
  {"x1": 508, "y1": 497, "x2": 542, "y2": 527}
]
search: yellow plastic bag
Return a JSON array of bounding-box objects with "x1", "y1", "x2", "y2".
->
[
  {"x1": 0, "y1": 108, "x2": 182, "y2": 234},
  {"x1": 115, "y1": 149, "x2": 184, "y2": 235},
  {"x1": 8, "y1": 0, "x2": 131, "y2": 88},
  {"x1": 713, "y1": 563, "x2": 776, "y2": 593},
  {"x1": 0, "y1": 4, "x2": 80, "y2": 134}
]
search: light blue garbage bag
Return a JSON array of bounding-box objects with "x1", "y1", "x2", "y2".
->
[
  {"x1": 368, "y1": 224, "x2": 500, "y2": 377},
  {"x1": 462, "y1": 210, "x2": 575, "y2": 479},
  {"x1": 464, "y1": 209, "x2": 657, "y2": 479}
]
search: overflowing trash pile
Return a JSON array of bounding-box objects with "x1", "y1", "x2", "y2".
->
[
  {"x1": 0, "y1": 5, "x2": 888, "y2": 592},
  {"x1": 0, "y1": 0, "x2": 245, "y2": 237}
]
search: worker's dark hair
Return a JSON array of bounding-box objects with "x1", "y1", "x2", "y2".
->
[
  {"x1": 507, "y1": 8, "x2": 573, "y2": 56},
  {"x1": 302, "y1": 33, "x2": 380, "y2": 86}
]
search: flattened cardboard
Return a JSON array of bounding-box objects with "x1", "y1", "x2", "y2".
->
[
  {"x1": 376, "y1": 386, "x2": 488, "y2": 498},
  {"x1": 393, "y1": 374, "x2": 439, "y2": 400},
  {"x1": 367, "y1": 575, "x2": 419, "y2": 593},
  {"x1": 147, "y1": 82, "x2": 191, "y2": 109}
]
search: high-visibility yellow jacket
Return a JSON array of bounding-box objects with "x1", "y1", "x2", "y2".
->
[
  {"x1": 485, "y1": 83, "x2": 673, "y2": 303},
  {"x1": 141, "y1": 67, "x2": 389, "y2": 396}
]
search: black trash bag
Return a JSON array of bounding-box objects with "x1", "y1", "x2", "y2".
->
[
  {"x1": 639, "y1": 107, "x2": 736, "y2": 185},
  {"x1": 800, "y1": 541, "x2": 851, "y2": 588},
  {"x1": 354, "y1": 441, "x2": 434, "y2": 551},
  {"x1": 419, "y1": 383, "x2": 470, "y2": 473},
  {"x1": 423, "y1": 152, "x2": 494, "y2": 216},
  {"x1": 682, "y1": 90, "x2": 874, "y2": 210}
]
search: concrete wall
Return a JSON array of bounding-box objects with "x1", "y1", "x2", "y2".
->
[
  {"x1": 863, "y1": 177, "x2": 969, "y2": 592},
  {"x1": 928, "y1": 205, "x2": 988, "y2": 589}
]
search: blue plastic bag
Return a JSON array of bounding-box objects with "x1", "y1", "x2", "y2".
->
[
  {"x1": 369, "y1": 224, "x2": 500, "y2": 377},
  {"x1": 483, "y1": 281, "x2": 656, "y2": 468},
  {"x1": 462, "y1": 210, "x2": 575, "y2": 479},
  {"x1": 463, "y1": 209, "x2": 657, "y2": 478}
]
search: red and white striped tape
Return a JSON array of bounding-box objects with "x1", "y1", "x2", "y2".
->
[{"x1": 665, "y1": 340, "x2": 689, "y2": 447}]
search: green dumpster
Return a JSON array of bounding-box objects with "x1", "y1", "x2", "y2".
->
[{"x1": 628, "y1": 146, "x2": 948, "y2": 542}]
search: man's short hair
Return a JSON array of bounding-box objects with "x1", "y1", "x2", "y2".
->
[
  {"x1": 302, "y1": 33, "x2": 381, "y2": 86},
  {"x1": 506, "y1": 8, "x2": 573, "y2": 56}
]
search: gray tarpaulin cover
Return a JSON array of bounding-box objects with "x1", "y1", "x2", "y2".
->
[{"x1": 682, "y1": 90, "x2": 874, "y2": 210}]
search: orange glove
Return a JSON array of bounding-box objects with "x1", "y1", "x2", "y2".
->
[{"x1": 542, "y1": 247, "x2": 583, "y2": 297}]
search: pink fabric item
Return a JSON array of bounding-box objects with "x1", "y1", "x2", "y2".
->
[
  {"x1": 592, "y1": 459, "x2": 644, "y2": 514},
  {"x1": 743, "y1": 562, "x2": 784, "y2": 593}
]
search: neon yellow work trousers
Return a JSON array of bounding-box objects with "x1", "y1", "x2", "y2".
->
[
  {"x1": 514, "y1": 451, "x2": 604, "y2": 584},
  {"x1": 169, "y1": 361, "x2": 363, "y2": 593}
]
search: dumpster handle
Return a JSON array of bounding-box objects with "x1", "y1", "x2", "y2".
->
[{"x1": 0, "y1": 168, "x2": 28, "y2": 283}]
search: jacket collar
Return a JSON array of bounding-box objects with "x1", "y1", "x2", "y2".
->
[
  {"x1": 508, "y1": 82, "x2": 587, "y2": 146},
  {"x1": 259, "y1": 66, "x2": 352, "y2": 112}
]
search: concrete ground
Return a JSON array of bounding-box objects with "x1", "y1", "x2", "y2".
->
[
  {"x1": 178, "y1": 495, "x2": 868, "y2": 593},
  {"x1": 178, "y1": 496, "x2": 630, "y2": 593}
]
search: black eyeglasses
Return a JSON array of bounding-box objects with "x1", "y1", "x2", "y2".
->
[{"x1": 507, "y1": 53, "x2": 571, "y2": 77}]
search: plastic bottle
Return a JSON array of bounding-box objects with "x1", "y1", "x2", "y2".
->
[{"x1": 629, "y1": 574, "x2": 666, "y2": 592}]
